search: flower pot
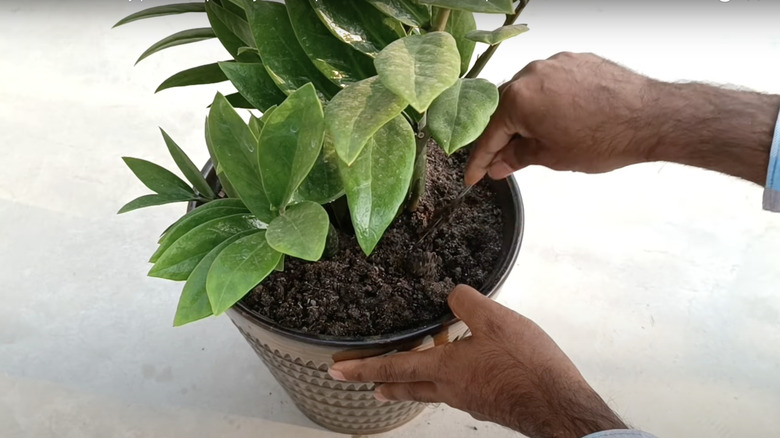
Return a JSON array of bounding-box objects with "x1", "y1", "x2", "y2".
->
[{"x1": 191, "y1": 162, "x2": 524, "y2": 434}]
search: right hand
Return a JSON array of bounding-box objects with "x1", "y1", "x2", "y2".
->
[{"x1": 465, "y1": 52, "x2": 659, "y2": 186}]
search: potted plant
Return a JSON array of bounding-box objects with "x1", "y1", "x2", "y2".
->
[{"x1": 115, "y1": 0, "x2": 527, "y2": 434}]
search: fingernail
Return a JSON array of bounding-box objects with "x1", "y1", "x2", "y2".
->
[
  {"x1": 374, "y1": 388, "x2": 389, "y2": 402},
  {"x1": 328, "y1": 368, "x2": 346, "y2": 381}
]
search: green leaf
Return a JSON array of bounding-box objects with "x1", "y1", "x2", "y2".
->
[
  {"x1": 206, "y1": 0, "x2": 257, "y2": 61},
  {"x1": 122, "y1": 157, "x2": 193, "y2": 198},
  {"x1": 248, "y1": 115, "x2": 263, "y2": 139},
  {"x1": 296, "y1": 135, "x2": 344, "y2": 204},
  {"x1": 173, "y1": 230, "x2": 256, "y2": 327},
  {"x1": 224, "y1": 93, "x2": 254, "y2": 109},
  {"x1": 466, "y1": 24, "x2": 529, "y2": 45},
  {"x1": 427, "y1": 78, "x2": 499, "y2": 154},
  {"x1": 206, "y1": 1, "x2": 254, "y2": 47},
  {"x1": 113, "y1": 3, "x2": 206, "y2": 28},
  {"x1": 208, "y1": 93, "x2": 274, "y2": 222},
  {"x1": 159, "y1": 128, "x2": 216, "y2": 199},
  {"x1": 135, "y1": 28, "x2": 216, "y2": 65},
  {"x1": 156, "y1": 63, "x2": 228, "y2": 93},
  {"x1": 339, "y1": 116, "x2": 415, "y2": 255},
  {"x1": 117, "y1": 193, "x2": 193, "y2": 214},
  {"x1": 274, "y1": 255, "x2": 285, "y2": 272},
  {"x1": 266, "y1": 201, "x2": 329, "y2": 261},
  {"x1": 206, "y1": 230, "x2": 281, "y2": 315},
  {"x1": 150, "y1": 213, "x2": 263, "y2": 281},
  {"x1": 218, "y1": 62, "x2": 286, "y2": 112},
  {"x1": 445, "y1": 10, "x2": 477, "y2": 75},
  {"x1": 325, "y1": 76, "x2": 407, "y2": 165},
  {"x1": 308, "y1": 0, "x2": 406, "y2": 57},
  {"x1": 366, "y1": 0, "x2": 431, "y2": 28},
  {"x1": 417, "y1": 0, "x2": 514, "y2": 14},
  {"x1": 152, "y1": 200, "x2": 249, "y2": 263},
  {"x1": 244, "y1": 1, "x2": 338, "y2": 99},
  {"x1": 204, "y1": 116, "x2": 239, "y2": 199},
  {"x1": 286, "y1": 0, "x2": 376, "y2": 88},
  {"x1": 374, "y1": 32, "x2": 460, "y2": 112},
  {"x1": 258, "y1": 83, "x2": 324, "y2": 209}
]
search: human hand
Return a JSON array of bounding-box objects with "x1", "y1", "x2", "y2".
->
[
  {"x1": 328, "y1": 285, "x2": 627, "y2": 438},
  {"x1": 465, "y1": 52, "x2": 658, "y2": 186}
]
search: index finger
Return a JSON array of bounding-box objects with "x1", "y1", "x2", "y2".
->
[
  {"x1": 464, "y1": 90, "x2": 519, "y2": 186},
  {"x1": 329, "y1": 348, "x2": 443, "y2": 383}
]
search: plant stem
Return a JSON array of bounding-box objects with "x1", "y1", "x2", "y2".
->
[
  {"x1": 408, "y1": 130, "x2": 431, "y2": 212},
  {"x1": 465, "y1": 0, "x2": 530, "y2": 79},
  {"x1": 432, "y1": 8, "x2": 451, "y2": 32}
]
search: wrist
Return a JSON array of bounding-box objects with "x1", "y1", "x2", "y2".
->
[{"x1": 646, "y1": 81, "x2": 780, "y2": 185}]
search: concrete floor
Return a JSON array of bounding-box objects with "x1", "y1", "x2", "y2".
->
[{"x1": 1, "y1": 1, "x2": 779, "y2": 437}]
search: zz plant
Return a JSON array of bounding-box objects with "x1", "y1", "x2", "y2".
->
[{"x1": 116, "y1": 0, "x2": 531, "y2": 326}]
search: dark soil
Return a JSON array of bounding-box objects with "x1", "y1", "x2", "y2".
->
[{"x1": 242, "y1": 145, "x2": 504, "y2": 337}]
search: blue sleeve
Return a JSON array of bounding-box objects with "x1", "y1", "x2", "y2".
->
[
  {"x1": 763, "y1": 107, "x2": 780, "y2": 212},
  {"x1": 582, "y1": 430, "x2": 658, "y2": 438}
]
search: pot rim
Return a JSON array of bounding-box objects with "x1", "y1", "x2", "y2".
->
[{"x1": 192, "y1": 161, "x2": 524, "y2": 348}]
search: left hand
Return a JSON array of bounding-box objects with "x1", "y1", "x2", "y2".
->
[{"x1": 328, "y1": 285, "x2": 627, "y2": 438}]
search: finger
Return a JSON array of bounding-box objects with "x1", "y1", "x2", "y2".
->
[
  {"x1": 329, "y1": 348, "x2": 443, "y2": 383},
  {"x1": 464, "y1": 92, "x2": 518, "y2": 186},
  {"x1": 375, "y1": 382, "x2": 440, "y2": 403},
  {"x1": 447, "y1": 284, "x2": 506, "y2": 334},
  {"x1": 487, "y1": 136, "x2": 541, "y2": 180}
]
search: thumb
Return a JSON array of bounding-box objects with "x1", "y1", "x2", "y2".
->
[{"x1": 447, "y1": 285, "x2": 504, "y2": 334}]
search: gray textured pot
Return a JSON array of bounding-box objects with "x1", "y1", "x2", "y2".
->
[{"x1": 192, "y1": 162, "x2": 524, "y2": 434}]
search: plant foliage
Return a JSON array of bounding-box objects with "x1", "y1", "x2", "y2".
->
[{"x1": 116, "y1": 0, "x2": 531, "y2": 326}]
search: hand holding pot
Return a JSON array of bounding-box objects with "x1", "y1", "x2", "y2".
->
[{"x1": 328, "y1": 285, "x2": 627, "y2": 438}]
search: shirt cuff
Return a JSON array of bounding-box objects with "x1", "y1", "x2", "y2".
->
[
  {"x1": 763, "y1": 107, "x2": 780, "y2": 212},
  {"x1": 582, "y1": 430, "x2": 658, "y2": 438}
]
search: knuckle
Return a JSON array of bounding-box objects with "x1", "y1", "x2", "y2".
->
[{"x1": 377, "y1": 361, "x2": 399, "y2": 382}]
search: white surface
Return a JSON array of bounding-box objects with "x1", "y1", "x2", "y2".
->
[{"x1": 1, "y1": 1, "x2": 779, "y2": 437}]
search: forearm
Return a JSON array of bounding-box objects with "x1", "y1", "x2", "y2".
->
[{"x1": 646, "y1": 81, "x2": 780, "y2": 185}]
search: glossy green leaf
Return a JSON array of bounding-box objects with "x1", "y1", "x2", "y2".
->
[
  {"x1": 113, "y1": 3, "x2": 205, "y2": 28},
  {"x1": 466, "y1": 24, "x2": 529, "y2": 45},
  {"x1": 150, "y1": 213, "x2": 263, "y2": 281},
  {"x1": 427, "y1": 78, "x2": 499, "y2": 154},
  {"x1": 258, "y1": 83, "x2": 324, "y2": 209},
  {"x1": 287, "y1": 0, "x2": 376, "y2": 88},
  {"x1": 206, "y1": 0, "x2": 258, "y2": 62},
  {"x1": 339, "y1": 116, "x2": 415, "y2": 255},
  {"x1": 208, "y1": 93, "x2": 274, "y2": 222},
  {"x1": 156, "y1": 63, "x2": 228, "y2": 93},
  {"x1": 308, "y1": 0, "x2": 406, "y2": 57},
  {"x1": 245, "y1": 1, "x2": 338, "y2": 99},
  {"x1": 266, "y1": 201, "x2": 329, "y2": 261},
  {"x1": 296, "y1": 135, "x2": 344, "y2": 204},
  {"x1": 204, "y1": 116, "x2": 239, "y2": 199},
  {"x1": 325, "y1": 76, "x2": 407, "y2": 165},
  {"x1": 135, "y1": 28, "x2": 215, "y2": 65},
  {"x1": 366, "y1": 0, "x2": 431, "y2": 27},
  {"x1": 274, "y1": 255, "x2": 285, "y2": 272},
  {"x1": 218, "y1": 62, "x2": 286, "y2": 112},
  {"x1": 374, "y1": 32, "x2": 460, "y2": 112},
  {"x1": 152, "y1": 201, "x2": 249, "y2": 263},
  {"x1": 159, "y1": 128, "x2": 216, "y2": 199},
  {"x1": 122, "y1": 157, "x2": 193, "y2": 198},
  {"x1": 173, "y1": 230, "x2": 255, "y2": 327},
  {"x1": 207, "y1": 1, "x2": 254, "y2": 47},
  {"x1": 206, "y1": 230, "x2": 281, "y2": 315},
  {"x1": 248, "y1": 115, "x2": 263, "y2": 139},
  {"x1": 417, "y1": 0, "x2": 514, "y2": 14},
  {"x1": 445, "y1": 10, "x2": 476, "y2": 75},
  {"x1": 224, "y1": 93, "x2": 254, "y2": 109},
  {"x1": 237, "y1": 46, "x2": 259, "y2": 57},
  {"x1": 117, "y1": 193, "x2": 193, "y2": 214}
]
